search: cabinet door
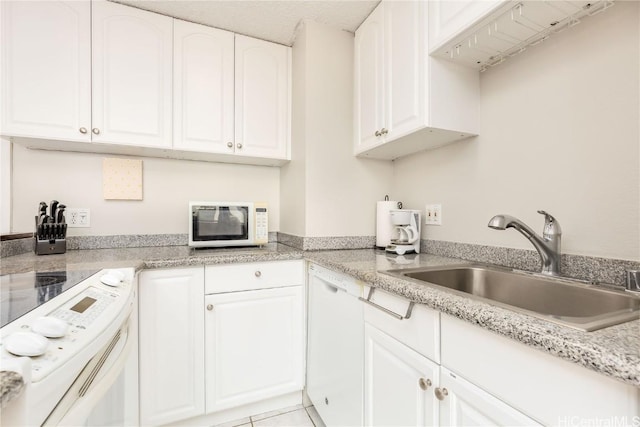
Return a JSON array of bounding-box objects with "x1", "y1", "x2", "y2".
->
[
  {"x1": 235, "y1": 35, "x2": 290, "y2": 159},
  {"x1": 384, "y1": 1, "x2": 426, "y2": 141},
  {"x1": 354, "y1": 4, "x2": 385, "y2": 153},
  {"x1": 364, "y1": 323, "x2": 439, "y2": 426},
  {"x1": 205, "y1": 286, "x2": 304, "y2": 413},
  {"x1": 92, "y1": 1, "x2": 172, "y2": 148},
  {"x1": 0, "y1": 1, "x2": 91, "y2": 141},
  {"x1": 174, "y1": 20, "x2": 234, "y2": 154},
  {"x1": 139, "y1": 267, "x2": 205, "y2": 426},
  {"x1": 439, "y1": 367, "x2": 541, "y2": 426}
]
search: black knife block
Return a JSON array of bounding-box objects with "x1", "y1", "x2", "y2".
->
[{"x1": 34, "y1": 216, "x2": 67, "y2": 255}]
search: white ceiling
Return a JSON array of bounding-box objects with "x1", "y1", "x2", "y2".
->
[{"x1": 110, "y1": 0, "x2": 380, "y2": 46}]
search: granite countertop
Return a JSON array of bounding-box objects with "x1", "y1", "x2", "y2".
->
[{"x1": 1, "y1": 244, "x2": 638, "y2": 408}]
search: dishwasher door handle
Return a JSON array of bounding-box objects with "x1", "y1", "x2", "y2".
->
[{"x1": 358, "y1": 287, "x2": 414, "y2": 320}]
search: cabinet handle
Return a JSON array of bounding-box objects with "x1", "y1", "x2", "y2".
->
[
  {"x1": 79, "y1": 127, "x2": 88, "y2": 134},
  {"x1": 255, "y1": 271, "x2": 262, "y2": 278},
  {"x1": 374, "y1": 130, "x2": 381, "y2": 137},
  {"x1": 236, "y1": 143, "x2": 243, "y2": 149},
  {"x1": 227, "y1": 142, "x2": 233, "y2": 148},
  {"x1": 92, "y1": 128, "x2": 100, "y2": 135},
  {"x1": 434, "y1": 387, "x2": 448, "y2": 401},
  {"x1": 206, "y1": 304, "x2": 213, "y2": 311},
  {"x1": 419, "y1": 378, "x2": 432, "y2": 391},
  {"x1": 380, "y1": 128, "x2": 388, "y2": 135}
]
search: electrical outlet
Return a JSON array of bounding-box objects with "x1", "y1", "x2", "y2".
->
[
  {"x1": 425, "y1": 204, "x2": 442, "y2": 226},
  {"x1": 67, "y1": 208, "x2": 91, "y2": 228}
]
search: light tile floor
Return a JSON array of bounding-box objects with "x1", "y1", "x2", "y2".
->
[{"x1": 215, "y1": 404, "x2": 326, "y2": 427}]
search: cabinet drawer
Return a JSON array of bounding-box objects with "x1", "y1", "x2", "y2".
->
[
  {"x1": 205, "y1": 260, "x2": 304, "y2": 294},
  {"x1": 363, "y1": 287, "x2": 440, "y2": 363}
]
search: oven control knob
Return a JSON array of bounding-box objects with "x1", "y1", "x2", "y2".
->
[
  {"x1": 4, "y1": 332, "x2": 49, "y2": 357},
  {"x1": 32, "y1": 316, "x2": 69, "y2": 338},
  {"x1": 100, "y1": 273, "x2": 121, "y2": 287}
]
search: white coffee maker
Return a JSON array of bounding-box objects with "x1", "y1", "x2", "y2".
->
[{"x1": 385, "y1": 209, "x2": 421, "y2": 255}]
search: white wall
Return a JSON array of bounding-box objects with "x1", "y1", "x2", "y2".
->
[
  {"x1": 284, "y1": 20, "x2": 393, "y2": 238},
  {"x1": 393, "y1": 1, "x2": 640, "y2": 261},
  {"x1": 11, "y1": 143, "x2": 280, "y2": 236}
]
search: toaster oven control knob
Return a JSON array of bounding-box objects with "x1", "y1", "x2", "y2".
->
[
  {"x1": 4, "y1": 332, "x2": 50, "y2": 357},
  {"x1": 32, "y1": 316, "x2": 69, "y2": 338},
  {"x1": 227, "y1": 142, "x2": 233, "y2": 148}
]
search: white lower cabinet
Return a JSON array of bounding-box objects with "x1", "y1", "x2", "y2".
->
[
  {"x1": 364, "y1": 323, "x2": 439, "y2": 426},
  {"x1": 438, "y1": 367, "x2": 539, "y2": 427},
  {"x1": 139, "y1": 267, "x2": 205, "y2": 426},
  {"x1": 204, "y1": 285, "x2": 304, "y2": 413}
]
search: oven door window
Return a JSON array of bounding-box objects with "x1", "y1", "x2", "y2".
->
[{"x1": 193, "y1": 206, "x2": 249, "y2": 241}]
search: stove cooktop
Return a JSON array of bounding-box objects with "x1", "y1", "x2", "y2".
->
[{"x1": 0, "y1": 269, "x2": 99, "y2": 327}]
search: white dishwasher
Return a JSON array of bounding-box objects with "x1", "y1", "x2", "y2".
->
[{"x1": 306, "y1": 263, "x2": 364, "y2": 427}]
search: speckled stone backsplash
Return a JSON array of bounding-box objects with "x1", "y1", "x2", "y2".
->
[
  {"x1": 421, "y1": 239, "x2": 640, "y2": 287},
  {"x1": 277, "y1": 233, "x2": 375, "y2": 251}
]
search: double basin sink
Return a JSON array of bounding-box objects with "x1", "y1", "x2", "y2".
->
[{"x1": 384, "y1": 265, "x2": 640, "y2": 331}]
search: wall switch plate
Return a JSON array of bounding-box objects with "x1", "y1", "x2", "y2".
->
[
  {"x1": 425, "y1": 204, "x2": 442, "y2": 226},
  {"x1": 67, "y1": 208, "x2": 90, "y2": 228}
]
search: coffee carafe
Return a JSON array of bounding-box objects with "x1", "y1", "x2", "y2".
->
[{"x1": 386, "y1": 209, "x2": 421, "y2": 255}]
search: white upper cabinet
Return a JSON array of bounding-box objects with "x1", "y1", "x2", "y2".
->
[
  {"x1": 0, "y1": 1, "x2": 91, "y2": 141},
  {"x1": 173, "y1": 20, "x2": 234, "y2": 153},
  {"x1": 92, "y1": 1, "x2": 173, "y2": 148},
  {"x1": 235, "y1": 35, "x2": 290, "y2": 160},
  {"x1": 428, "y1": 0, "x2": 506, "y2": 53},
  {"x1": 354, "y1": 4, "x2": 385, "y2": 152},
  {"x1": 354, "y1": 0, "x2": 480, "y2": 161}
]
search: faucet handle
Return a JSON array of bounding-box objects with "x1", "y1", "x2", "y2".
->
[{"x1": 537, "y1": 210, "x2": 562, "y2": 237}]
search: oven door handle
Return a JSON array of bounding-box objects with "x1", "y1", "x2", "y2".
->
[{"x1": 42, "y1": 319, "x2": 133, "y2": 426}]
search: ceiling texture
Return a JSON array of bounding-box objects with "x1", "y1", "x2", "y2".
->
[{"x1": 110, "y1": 0, "x2": 380, "y2": 46}]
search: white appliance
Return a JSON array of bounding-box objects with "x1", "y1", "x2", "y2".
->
[
  {"x1": 376, "y1": 198, "x2": 401, "y2": 249},
  {"x1": 385, "y1": 209, "x2": 421, "y2": 255},
  {"x1": 189, "y1": 201, "x2": 268, "y2": 248},
  {"x1": 0, "y1": 268, "x2": 138, "y2": 426},
  {"x1": 306, "y1": 263, "x2": 363, "y2": 426}
]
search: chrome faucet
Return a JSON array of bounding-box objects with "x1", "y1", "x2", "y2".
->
[{"x1": 488, "y1": 210, "x2": 562, "y2": 276}]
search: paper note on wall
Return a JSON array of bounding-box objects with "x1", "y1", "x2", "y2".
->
[{"x1": 103, "y1": 158, "x2": 143, "y2": 200}]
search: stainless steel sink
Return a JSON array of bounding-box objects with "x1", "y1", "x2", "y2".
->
[{"x1": 384, "y1": 265, "x2": 640, "y2": 331}]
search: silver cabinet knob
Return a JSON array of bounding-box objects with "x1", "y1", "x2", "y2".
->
[
  {"x1": 92, "y1": 128, "x2": 100, "y2": 135},
  {"x1": 236, "y1": 143, "x2": 243, "y2": 149},
  {"x1": 206, "y1": 304, "x2": 213, "y2": 311},
  {"x1": 418, "y1": 378, "x2": 432, "y2": 391},
  {"x1": 227, "y1": 142, "x2": 233, "y2": 148},
  {"x1": 79, "y1": 127, "x2": 88, "y2": 134},
  {"x1": 255, "y1": 271, "x2": 262, "y2": 278},
  {"x1": 434, "y1": 387, "x2": 448, "y2": 401},
  {"x1": 380, "y1": 128, "x2": 388, "y2": 135},
  {"x1": 375, "y1": 130, "x2": 381, "y2": 137}
]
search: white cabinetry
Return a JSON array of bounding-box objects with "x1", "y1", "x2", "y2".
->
[
  {"x1": 441, "y1": 314, "x2": 640, "y2": 425},
  {"x1": 92, "y1": 1, "x2": 172, "y2": 148},
  {"x1": 354, "y1": 0, "x2": 479, "y2": 160},
  {"x1": 139, "y1": 267, "x2": 205, "y2": 426},
  {"x1": 428, "y1": 0, "x2": 506, "y2": 52},
  {"x1": 438, "y1": 367, "x2": 539, "y2": 426},
  {"x1": 364, "y1": 323, "x2": 439, "y2": 426},
  {"x1": 204, "y1": 261, "x2": 304, "y2": 413},
  {"x1": 235, "y1": 35, "x2": 290, "y2": 160},
  {"x1": 0, "y1": 1, "x2": 91, "y2": 141},
  {"x1": 173, "y1": 20, "x2": 234, "y2": 153}
]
